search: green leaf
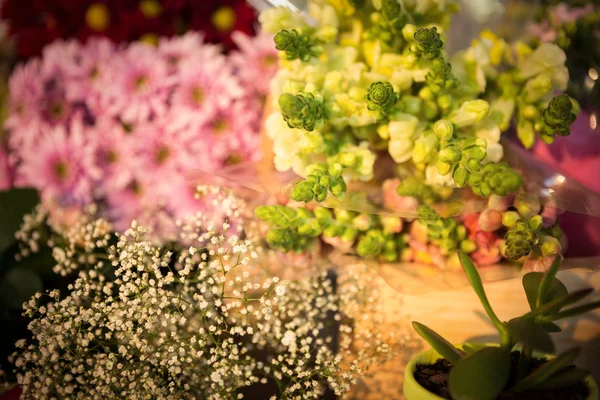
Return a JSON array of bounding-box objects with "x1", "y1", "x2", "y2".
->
[
  {"x1": 512, "y1": 348, "x2": 580, "y2": 392},
  {"x1": 412, "y1": 321, "x2": 464, "y2": 364},
  {"x1": 507, "y1": 318, "x2": 554, "y2": 354},
  {"x1": 449, "y1": 346, "x2": 511, "y2": 400},
  {"x1": 532, "y1": 368, "x2": 589, "y2": 390},
  {"x1": 540, "y1": 322, "x2": 562, "y2": 333},
  {"x1": 536, "y1": 289, "x2": 594, "y2": 315},
  {"x1": 458, "y1": 252, "x2": 507, "y2": 339},
  {"x1": 522, "y1": 272, "x2": 567, "y2": 312},
  {"x1": 0, "y1": 267, "x2": 43, "y2": 309},
  {"x1": 546, "y1": 301, "x2": 600, "y2": 321},
  {"x1": 536, "y1": 256, "x2": 562, "y2": 308},
  {"x1": 0, "y1": 188, "x2": 39, "y2": 255}
]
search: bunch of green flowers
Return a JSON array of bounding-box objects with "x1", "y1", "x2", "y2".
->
[{"x1": 258, "y1": 0, "x2": 577, "y2": 267}]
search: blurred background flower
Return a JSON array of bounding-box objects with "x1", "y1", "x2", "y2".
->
[{"x1": 0, "y1": 0, "x2": 258, "y2": 59}]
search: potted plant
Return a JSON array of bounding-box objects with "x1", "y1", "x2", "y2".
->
[{"x1": 404, "y1": 252, "x2": 600, "y2": 400}]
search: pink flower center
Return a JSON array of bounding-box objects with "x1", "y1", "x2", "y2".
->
[
  {"x1": 262, "y1": 55, "x2": 277, "y2": 68},
  {"x1": 212, "y1": 118, "x2": 228, "y2": 134},
  {"x1": 134, "y1": 75, "x2": 148, "y2": 91},
  {"x1": 155, "y1": 146, "x2": 170, "y2": 164},
  {"x1": 225, "y1": 154, "x2": 242, "y2": 165},
  {"x1": 106, "y1": 150, "x2": 118, "y2": 164},
  {"x1": 192, "y1": 87, "x2": 204, "y2": 105},
  {"x1": 53, "y1": 160, "x2": 69, "y2": 181}
]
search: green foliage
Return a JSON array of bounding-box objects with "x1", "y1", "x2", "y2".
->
[
  {"x1": 413, "y1": 253, "x2": 600, "y2": 398},
  {"x1": 411, "y1": 27, "x2": 443, "y2": 60},
  {"x1": 448, "y1": 346, "x2": 511, "y2": 400},
  {"x1": 274, "y1": 29, "x2": 322, "y2": 62},
  {"x1": 366, "y1": 82, "x2": 399, "y2": 115},
  {"x1": 279, "y1": 92, "x2": 326, "y2": 132}
]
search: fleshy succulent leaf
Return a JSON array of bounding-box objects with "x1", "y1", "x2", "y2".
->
[
  {"x1": 507, "y1": 318, "x2": 554, "y2": 354},
  {"x1": 449, "y1": 346, "x2": 511, "y2": 400},
  {"x1": 545, "y1": 301, "x2": 600, "y2": 321},
  {"x1": 412, "y1": 321, "x2": 464, "y2": 365},
  {"x1": 535, "y1": 289, "x2": 594, "y2": 316},
  {"x1": 458, "y1": 252, "x2": 508, "y2": 341},
  {"x1": 512, "y1": 348, "x2": 580, "y2": 392},
  {"x1": 522, "y1": 272, "x2": 568, "y2": 312},
  {"x1": 536, "y1": 256, "x2": 562, "y2": 308},
  {"x1": 531, "y1": 368, "x2": 590, "y2": 391}
]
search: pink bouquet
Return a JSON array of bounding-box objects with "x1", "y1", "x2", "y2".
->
[{"x1": 5, "y1": 31, "x2": 277, "y2": 239}]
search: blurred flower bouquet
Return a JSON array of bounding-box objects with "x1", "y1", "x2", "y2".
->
[
  {"x1": 3, "y1": 185, "x2": 411, "y2": 399},
  {"x1": 1, "y1": 0, "x2": 258, "y2": 58},
  {"x1": 3, "y1": 32, "x2": 277, "y2": 242},
  {"x1": 254, "y1": 0, "x2": 588, "y2": 273}
]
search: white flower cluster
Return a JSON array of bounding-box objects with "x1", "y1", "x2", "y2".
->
[{"x1": 10, "y1": 186, "x2": 401, "y2": 399}]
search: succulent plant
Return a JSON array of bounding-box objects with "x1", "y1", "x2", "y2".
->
[{"x1": 413, "y1": 253, "x2": 600, "y2": 400}]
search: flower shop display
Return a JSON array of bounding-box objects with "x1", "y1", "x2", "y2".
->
[
  {"x1": 0, "y1": 0, "x2": 258, "y2": 59},
  {"x1": 254, "y1": 0, "x2": 588, "y2": 272},
  {"x1": 3, "y1": 32, "x2": 277, "y2": 242},
  {"x1": 405, "y1": 252, "x2": 600, "y2": 400},
  {"x1": 5, "y1": 186, "x2": 412, "y2": 399}
]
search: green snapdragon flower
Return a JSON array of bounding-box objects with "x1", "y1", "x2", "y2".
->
[
  {"x1": 396, "y1": 176, "x2": 441, "y2": 204},
  {"x1": 436, "y1": 137, "x2": 487, "y2": 187},
  {"x1": 366, "y1": 82, "x2": 399, "y2": 115},
  {"x1": 274, "y1": 29, "x2": 322, "y2": 62},
  {"x1": 417, "y1": 205, "x2": 475, "y2": 255},
  {"x1": 426, "y1": 57, "x2": 459, "y2": 92},
  {"x1": 411, "y1": 27, "x2": 444, "y2": 60},
  {"x1": 504, "y1": 220, "x2": 539, "y2": 261},
  {"x1": 279, "y1": 92, "x2": 326, "y2": 131}
]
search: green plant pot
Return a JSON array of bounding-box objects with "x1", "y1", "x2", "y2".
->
[{"x1": 403, "y1": 344, "x2": 600, "y2": 400}]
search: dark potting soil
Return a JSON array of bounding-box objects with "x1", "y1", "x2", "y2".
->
[{"x1": 414, "y1": 351, "x2": 590, "y2": 400}]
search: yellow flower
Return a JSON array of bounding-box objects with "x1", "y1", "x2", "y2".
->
[
  {"x1": 85, "y1": 3, "x2": 110, "y2": 32},
  {"x1": 139, "y1": 0, "x2": 163, "y2": 18},
  {"x1": 212, "y1": 6, "x2": 236, "y2": 33}
]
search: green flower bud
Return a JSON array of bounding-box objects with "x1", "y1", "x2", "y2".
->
[
  {"x1": 529, "y1": 215, "x2": 543, "y2": 231},
  {"x1": 411, "y1": 27, "x2": 443, "y2": 60},
  {"x1": 313, "y1": 206, "x2": 332, "y2": 222},
  {"x1": 433, "y1": 119, "x2": 454, "y2": 140},
  {"x1": 514, "y1": 193, "x2": 541, "y2": 220},
  {"x1": 504, "y1": 237, "x2": 532, "y2": 261},
  {"x1": 366, "y1": 81, "x2": 399, "y2": 115},
  {"x1": 267, "y1": 228, "x2": 295, "y2": 252},
  {"x1": 438, "y1": 145, "x2": 461, "y2": 164},
  {"x1": 402, "y1": 24, "x2": 417, "y2": 42},
  {"x1": 502, "y1": 211, "x2": 521, "y2": 228},
  {"x1": 279, "y1": 92, "x2": 326, "y2": 132},
  {"x1": 539, "y1": 235, "x2": 561, "y2": 257},
  {"x1": 291, "y1": 180, "x2": 315, "y2": 203},
  {"x1": 328, "y1": 162, "x2": 343, "y2": 177},
  {"x1": 255, "y1": 205, "x2": 297, "y2": 228},
  {"x1": 460, "y1": 239, "x2": 477, "y2": 254},
  {"x1": 297, "y1": 219, "x2": 322, "y2": 237},
  {"x1": 274, "y1": 29, "x2": 322, "y2": 62},
  {"x1": 313, "y1": 184, "x2": 327, "y2": 202},
  {"x1": 436, "y1": 160, "x2": 452, "y2": 175},
  {"x1": 453, "y1": 166, "x2": 469, "y2": 187},
  {"x1": 340, "y1": 226, "x2": 359, "y2": 242},
  {"x1": 381, "y1": 0, "x2": 401, "y2": 21},
  {"x1": 329, "y1": 176, "x2": 347, "y2": 198},
  {"x1": 517, "y1": 120, "x2": 536, "y2": 149},
  {"x1": 357, "y1": 230, "x2": 385, "y2": 257},
  {"x1": 542, "y1": 94, "x2": 577, "y2": 137}
]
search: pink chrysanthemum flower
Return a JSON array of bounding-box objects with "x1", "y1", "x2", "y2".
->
[
  {"x1": 39, "y1": 40, "x2": 83, "y2": 79},
  {"x1": 64, "y1": 38, "x2": 116, "y2": 103},
  {"x1": 5, "y1": 60, "x2": 43, "y2": 131},
  {"x1": 17, "y1": 117, "x2": 99, "y2": 206},
  {"x1": 99, "y1": 43, "x2": 172, "y2": 124},
  {"x1": 231, "y1": 31, "x2": 278, "y2": 96},
  {"x1": 158, "y1": 32, "x2": 221, "y2": 69},
  {"x1": 171, "y1": 52, "x2": 243, "y2": 126},
  {"x1": 0, "y1": 145, "x2": 12, "y2": 190},
  {"x1": 90, "y1": 119, "x2": 136, "y2": 192}
]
